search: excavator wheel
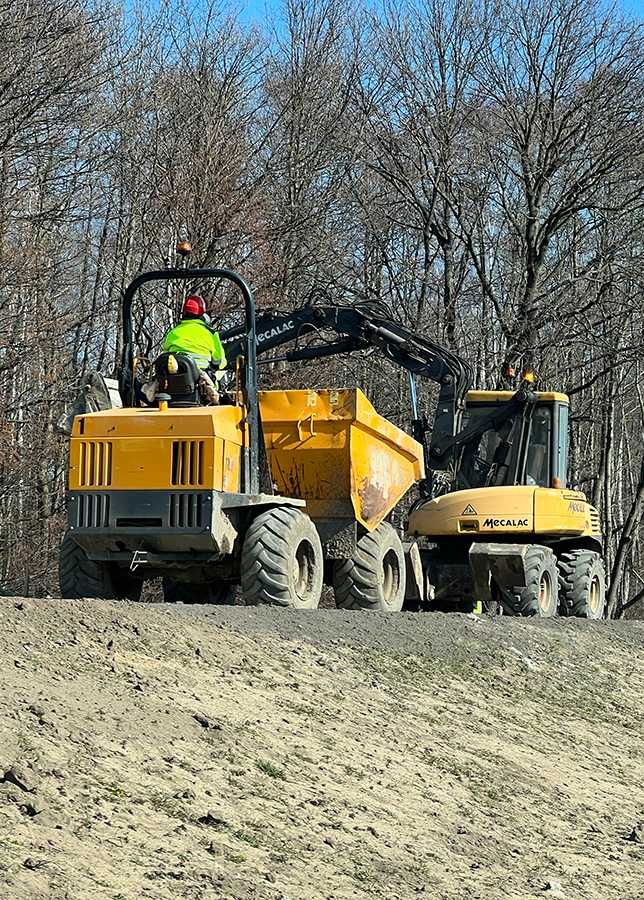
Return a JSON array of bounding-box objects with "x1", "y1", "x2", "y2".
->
[
  {"x1": 558, "y1": 550, "x2": 606, "y2": 619},
  {"x1": 59, "y1": 532, "x2": 142, "y2": 601},
  {"x1": 162, "y1": 578, "x2": 233, "y2": 605},
  {"x1": 241, "y1": 506, "x2": 323, "y2": 609},
  {"x1": 505, "y1": 545, "x2": 559, "y2": 617},
  {"x1": 333, "y1": 522, "x2": 405, "y2": 612}
]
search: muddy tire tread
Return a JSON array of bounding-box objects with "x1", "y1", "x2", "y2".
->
[
  {"x1": 558, "y1": 550, "x2": 606, "y2": 619},
  {"x1": 59, "y1": 532, "x2": 118, "y2": 599},
  {"x1": 333, "y1": 522, "x2": 405, "y2": 612},
  {"x1": 504, "y1": 544, "x2": 559, "y2": 617},
  {"x1": 241, "y1": 506, "x2": 323, "y2": 608}
]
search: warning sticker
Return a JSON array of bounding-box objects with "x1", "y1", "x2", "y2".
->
[{"x1": 461, "y1": 504, "x2": 477, "y2": 515}]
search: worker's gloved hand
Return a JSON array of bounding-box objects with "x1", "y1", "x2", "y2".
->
[
  {"x1": 198, "y1": 372, "x2": 220, "y2": 406},
  {"x1": 141, "y1": 380, "x2": 158, "y2": 405}
]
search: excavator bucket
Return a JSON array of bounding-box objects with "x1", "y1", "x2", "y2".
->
[{"x1": 259, "y1": 389, "x2": 425, "y2": 536}]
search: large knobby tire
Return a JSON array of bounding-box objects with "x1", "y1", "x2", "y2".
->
[
  {"x1": 333, "y1": 522, "x2": 405, "y2": 612},
  {"x1": 558, "y1": 550, "x2": 606, "y2": 619},
  {"x1": 162, "y1": 578, "x2": 233, "y2": 605},
  {"x1": 505, "y1": 545, "x2": 559, "y2": 617},
  {"x1": 241, "y1": 506, "x2": 323, "y2": 608},
  {"x1": 59, "y1": 532, "x2": 141, "y2": 601}
]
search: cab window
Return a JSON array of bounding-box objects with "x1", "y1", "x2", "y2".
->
[
  {"x1": 456, "y1": 406, "x2": 524, "y2": 489},
  {"x1": 525, "y1": 407, "x2": 552, "y2": 487},
  {"x1": 555, "y1": 403, "x2": 569, "y2": 486}
]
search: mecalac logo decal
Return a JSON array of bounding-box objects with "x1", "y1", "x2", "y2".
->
[
  {"x1": 461, "y1": 504, "x2": 477, "y2": 515},
  {"x1": 257, "y1": 321, "x2": 294, "y2": 343},
  {"x1": 483, "y1": 517, "x2": 529, "y2": 527},
  {"x1": 568, "y1": 501, "x2": 585, "y2": 513}
]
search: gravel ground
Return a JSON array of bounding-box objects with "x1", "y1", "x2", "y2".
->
[
  {"x1": 171, "y1": 602, "x2": 643, "y2": 657},
  {"x1": 0, "y1": 599, "x2": 642, "y2": 900}
]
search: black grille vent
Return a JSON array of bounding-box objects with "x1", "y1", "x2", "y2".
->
[
  {"x1": 171, "y1": 440, "x2": 204, "y2": 486},
  {"x1": 77, "y1": 493, "x2": 110, "y2": 528},
  {"x1": 78, "y1": 441, "x2": 112, "y2": 486},
  {"x1": 169, "y1": 493, "x2": 205, "y2": 528}
]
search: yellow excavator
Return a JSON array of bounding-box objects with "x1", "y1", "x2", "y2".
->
[
  {"x1": 406, "y1": 389, "x2": 604, "y2": 617},
  {"x1": 222, "y1": 300, "x2": 605, "y2": 618}
]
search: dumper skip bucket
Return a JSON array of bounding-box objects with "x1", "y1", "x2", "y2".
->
[{"x1": 259, "y1": 389, "x2": 425, "y2": 533}]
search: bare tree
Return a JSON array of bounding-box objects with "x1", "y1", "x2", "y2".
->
[
  {"x1": 462, "y1": 0, "x2": 643, "y2": 367},
  {"x1": 0, "y1": 0, "x2": 641, "y2": 610}
]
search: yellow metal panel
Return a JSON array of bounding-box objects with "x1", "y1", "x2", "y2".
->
[
  {"x1": 169, "y1": 439, "x2": 207, "y2": 487},
  {"x1": 533, "y1": 489, "x2": 594, "y2": 537},
  {"x1": 73, "y1": 405, "x2": 246, "y2": 441},
  {"x1": 222, "y1": 441, "x2": 241, "y2": 493},
  {"x1": 69, "y1": 406, "x2": 244, "y2": 491},
  {"x1": 408, "y1": 486, "x2": 536, "y2": 537},
  {"x1": 72, "y1": 440, "x2": 113, "y2": 488},
  {"x1": 350, "y1": 392, "x2": 424, "y2": 530},
  {"x1": 466, "y1": 390, "x2": 569, "y2": 404},
  {"x1": 259, "y1": 388, "x2": 424, "y2": 531},
  {"x1": 213, "y1": 436, "x2": 224, "y2": 492},
  {"x1": 409, "y1": 485, "x2": 598, "y2": 541},
  {"x1": 259, "y1": 389, "x2": 353, "y2": 520}
]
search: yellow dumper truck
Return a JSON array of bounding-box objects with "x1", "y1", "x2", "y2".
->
[{"x1": 60, "y1": 266, "x2": 423, "y2": 610}]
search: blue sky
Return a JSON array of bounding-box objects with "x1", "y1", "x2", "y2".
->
[
  {"x1": 233, "y1": 0, "x2": 644, "y2": 24},
  {"x1": 237, "y1": 0, "x2": 275, "y2": 24},
  {"x1": 127, "y1": 0, "x2": 643, "y2": 27}
]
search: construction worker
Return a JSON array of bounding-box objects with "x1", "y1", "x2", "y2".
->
[
  {"x1": 140, "y1": 296, "x2": 226, "y2": 405},
  {"x1": 161, "y1": 295, "x2": 227, "y2": 404},
  {"x1": 164, "y1": 295, "x2": 226, "y2": 375}
]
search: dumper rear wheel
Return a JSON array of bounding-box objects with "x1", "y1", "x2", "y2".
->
[
  {"x1": 162, "y1": 578, "x2": 233, "y2": 605},
  {"x1": 333, "y1": 522, "x2": 405, "y2": 612},
  {"x1": 241, "y1": 506, "x2": 323, "y2": 608},
  {"x1": 558, "y1": 550, "x2": 605, "y2": 619},
  {"x1": 59, "y1": 532, "x2": 141, "y2": 601},
  {"x1": 505, "y1": 545, "x2": 558, "y2": 617}
]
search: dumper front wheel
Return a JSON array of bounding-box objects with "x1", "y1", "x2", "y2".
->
[
  {"x1": 59, "y1": 532, "x2": 141, "y2": 601},
  {"x1": 241, "y1": 507, "x2": 323, "y2": 609},
  {"x1": 333, "y1": 522, "x2": 405, "y2": 612}
]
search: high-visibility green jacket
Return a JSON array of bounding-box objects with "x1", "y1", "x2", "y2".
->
[{"x1": 162, "y1": 319, "x2": 227, "y2": 372}]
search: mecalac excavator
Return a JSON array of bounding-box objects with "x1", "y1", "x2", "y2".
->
[{"x1": 221, "y1": 298, "x2": 605, "y2": 618}]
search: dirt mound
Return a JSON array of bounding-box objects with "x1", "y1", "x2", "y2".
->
[{"x1": 0, "y1": 600, "x2": 642, "y2": 900}]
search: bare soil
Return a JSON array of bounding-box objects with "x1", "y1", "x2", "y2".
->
[{"x1": 0, "y1": 600, "x2": 642, "y2": 900}]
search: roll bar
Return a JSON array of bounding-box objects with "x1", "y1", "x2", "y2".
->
[{"x1": 118, "y1": 267, "x2": 259, "y2": 495}]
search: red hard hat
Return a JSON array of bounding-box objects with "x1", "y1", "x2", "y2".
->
[{"x1": 183, "y1": 295, "x2": 206, "y2": 316}]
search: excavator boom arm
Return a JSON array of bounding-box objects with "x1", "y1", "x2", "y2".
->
[{"x1": 221, "y1": 301, "x2": 532, "y2": 494}]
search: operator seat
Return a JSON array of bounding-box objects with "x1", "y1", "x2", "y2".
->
[{"x1": 154, "y1": 352, "x2": 201, "y2": 407}]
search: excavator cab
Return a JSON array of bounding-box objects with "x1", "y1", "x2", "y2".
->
[
  {"x1": 409, "y1": 387, "x2": 604, "y2": 619},
  {"x1": 455, "y1": 391, "x2": 570, "y2": 491}
]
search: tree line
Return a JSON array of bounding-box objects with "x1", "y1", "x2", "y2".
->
[{"x1": 0, "y1": 0, "x2": 642, "y2": 615}]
